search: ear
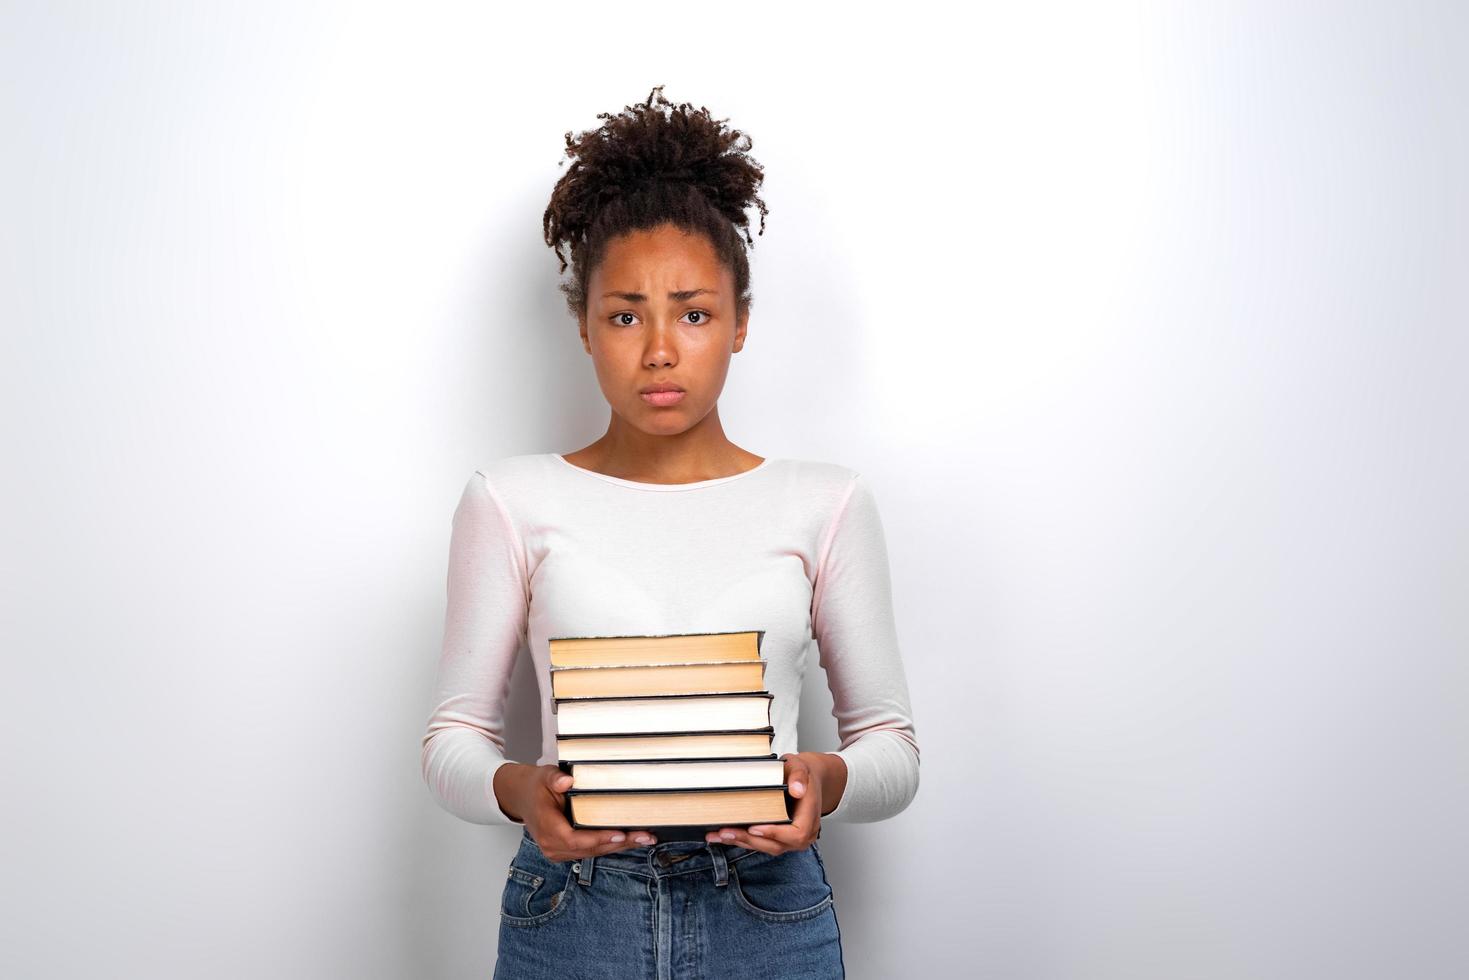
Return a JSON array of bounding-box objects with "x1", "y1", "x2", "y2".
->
[
  {"x1": 732, "y1": 306, "x2": 749, "y2": 353},
  {"x1": 578, "y1": 310, "x2": 590, "y2": 354}
]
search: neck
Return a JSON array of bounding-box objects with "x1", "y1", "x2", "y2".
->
[{"x1": 571, "y1": 410, "x2": 758, "y2": 484}]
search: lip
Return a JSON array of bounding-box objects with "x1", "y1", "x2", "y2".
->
[
  {"x1": 639, "y1": 383, "x2": 685, "y2": 394},
  {"x1": 640, "y1": 389, "x2": 686, "y2": 407}
]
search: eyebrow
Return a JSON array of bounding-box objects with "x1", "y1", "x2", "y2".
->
[{"x1": 602, "y1": 289, "x2": 718, "y2": 302}]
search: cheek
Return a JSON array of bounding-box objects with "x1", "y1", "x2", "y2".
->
[
  {"x1": 696, "y1": 345, "x2": 735, "y2": 382},
  {"x1": 587, "y1": 336, "x2": 635, "y2": 377}
]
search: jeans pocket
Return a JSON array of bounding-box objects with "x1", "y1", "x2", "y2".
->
[
  {"x1": 500, "y1": 862, "x2": 575, "y2": 927},
  {"x1": 729, "y1": 850, "x2": 835, "y2": 923}
]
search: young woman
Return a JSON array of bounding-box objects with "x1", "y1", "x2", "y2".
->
[{"x1": 421, "y1": 85, "x2": 920, "y2": 980}]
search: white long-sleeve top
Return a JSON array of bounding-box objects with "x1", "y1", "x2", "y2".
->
[{"x1": 420, "y1": 453, "x2": 920, "y2": 826}]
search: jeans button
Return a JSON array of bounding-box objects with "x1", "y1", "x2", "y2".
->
[{"x1": 571, "y1": 862, "x2": 581, "y2": 874}]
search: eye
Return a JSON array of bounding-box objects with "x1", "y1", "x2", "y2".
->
[
  {"x1": 610, "y1": 312, "x2": 638, "y2": 326},
  {"x1": 683, "y1": 309, "x2": 713, "y2": 325}
]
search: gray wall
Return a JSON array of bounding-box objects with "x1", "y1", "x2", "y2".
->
[{"x1": 3, "y1": 2, "x2": 1465, "y2": 977}]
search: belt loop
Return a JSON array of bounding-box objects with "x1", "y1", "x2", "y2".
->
[
  {"x1": 575, "y1": 854, "x2": 595, "y2": 887},
  {"x1": 708, "y1": 844, "x2": 729, "y2": 887}
]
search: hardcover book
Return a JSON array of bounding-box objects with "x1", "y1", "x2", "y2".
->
[
  {"x1": 549, "y1": 659, "x2": 767, "y2": 700},
  {"x1": 549, "y1": 630, "x2": 764, "y2": 668},
  {"x1": 552, "y1": 691, "x2": 774, "y2": 731},
  {"x1": 556, "y1": 728, "x2": 776, "y2": 761},
  {"x1": 557, "y1": 756, "x2": 785, "y2": 791}
]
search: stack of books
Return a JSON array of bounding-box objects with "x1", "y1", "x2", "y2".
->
[{"x1": 551, "y1": 630, "x2": 793, "y2": 840}]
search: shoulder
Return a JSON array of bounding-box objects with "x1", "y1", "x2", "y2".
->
[
  {"x1": 761, "y1": 458, "x2": 878, "y2": 536},
  {"x1": 451, "y1": 453, "x2": 561, "y2": 525},
  {"x1": 471, "y1": 452, "x2": 557, "y2": 492},
  {"x1": 769, "y1": 457, "x2": 861, "y2": 494},
  {"x1": 774, "y1": 456, "x2": 858, "y2": 482},
  {"x1": 772, "y1": 457, "x2": 867, "y2": 508}
]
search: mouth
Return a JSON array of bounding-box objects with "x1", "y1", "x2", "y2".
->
[{"x1": 639, "y1": 388, "x2": 686, "y2": 407}]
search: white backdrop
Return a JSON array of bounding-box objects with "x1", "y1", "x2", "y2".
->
[{"x1": 3, "y1": 2, "x2": 1466, "y2": 978}]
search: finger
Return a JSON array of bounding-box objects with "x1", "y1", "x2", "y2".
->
[
  {"x1": 590, "y1": 831, "x2": 638, "y2": 855},
  {"x1": 602, "y1": 828, "x2": 657, "y2": 851},
  {"x1": 537, "y1": 792, "x2": 648, "y2": 858},
  {"x1": 753, "y1": 820, "x2": 810, "y2": 849},
  {"x1": 742, "y1": 786, "x2": 819, "y2": 850},
  {"x1": 714, "y1": 821, "x2": 804, "y2": 853},
  {"x1": 740, "y1": 755, "x2": 816, "y2": 837},
  {"x1": 540, "y1": 770, "x2": 634, "y2": 855},
  {"x1": 786, "y1": 771, "x2": 822, "y2": 830},
  {"x1": 709, "y1": 826, "x2": 785, "y2": 854},
  {"x1": 784, "y1": 758, "x2": 812, "y2": 798},
  {"x1": 729, "y1": 758, "x2": 805, "y2": 841},
  {"x1": 748, "y1": 813, "x2": 809, "y2": 844},
  {"x1": 704, "y1": 759, "x2": 816, "y2": 852},
  {"x1": 584, "y1": 825, "x2": 660, "y2": 850},
  {"x1": 556, "y1": 828, "x2": 631, "y2": 858}
]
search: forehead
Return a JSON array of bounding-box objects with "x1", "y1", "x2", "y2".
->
[{"x1": 593, "y1": 225, "x2": 728, "y2": 289}]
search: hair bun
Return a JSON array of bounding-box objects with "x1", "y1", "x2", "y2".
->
[
  {"x1": 545, "y1": 84, "x2": 767, "y2": 268},
  {"x1": 543, "y1": 85, "x2": 769, "y2": 320}
]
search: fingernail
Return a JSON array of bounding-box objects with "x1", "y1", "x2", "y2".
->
[
  {"x1": 749, "y1": 828, "x2": 765, "y2": 836},
  {"x1": 720, "y1": 830, "x2": 735, "y2": 840},
  {"x1": 609, "y1": 833, "x2": 625, "y2": 842},
  {"x1": 636, "y1": 835, "x2": 653, "y2": 845},
  {"x1": 791, "y1": 781, "x2": 804, "y2": 793}
]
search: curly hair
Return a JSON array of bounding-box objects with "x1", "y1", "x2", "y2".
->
[{"x1": 543, "y1": 84, "x2": 769, "y2": 323}]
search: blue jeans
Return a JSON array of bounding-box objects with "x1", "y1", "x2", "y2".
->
[{"x1": 494, "y1": 825, "x2": 845, "y2": 979}]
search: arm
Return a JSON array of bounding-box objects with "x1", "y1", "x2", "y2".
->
[
  {"x1": 810, "y1": 472, "x2": 921, "y2": 823},
  {"x1": 420, "y1": 470, "x2": 528, "y2": 826}
]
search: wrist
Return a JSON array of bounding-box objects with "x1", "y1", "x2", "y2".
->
[
  {"x1": 492, "y1": 762, "x2": 531, "y2": 823},
  {"x1": 811, "y1": 751, "x2": 847, "y2": 816}
]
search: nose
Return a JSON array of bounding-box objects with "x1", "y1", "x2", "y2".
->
[{"x1": 643, "y1": 323, "x2": 677, "y2": 368}]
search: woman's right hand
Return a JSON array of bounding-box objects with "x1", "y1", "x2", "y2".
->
[{"x1": 494, "y1": 762, "x2": 658, "y2": 862}]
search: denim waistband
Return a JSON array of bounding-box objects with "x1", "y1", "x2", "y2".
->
[{"x1": 518, "y1": 824, "x2": 764, "y2": 883}]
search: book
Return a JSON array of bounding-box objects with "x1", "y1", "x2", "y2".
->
[
  {"x1": 549, "y1": 659, "x2": 767, "y2": 700},
  {"x1": 556, "y1": 728, "x2": 776, "y2": 761},
  {"x1": 557, "y1": 756, "x2": 785, "y2": 791},
  {"x1": 564, "y1": 784, "x2": 793, "y2": 830},
  {"x1": 552, "y1": 691, "x2": 774, "y2": 733},
  {"x1": 549, "y1": 630, "x2": 764, "y2": 668}
]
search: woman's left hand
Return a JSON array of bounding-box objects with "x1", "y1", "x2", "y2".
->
[{"x1": 705, "y1": 751, "x2": 838, "y2": 854}]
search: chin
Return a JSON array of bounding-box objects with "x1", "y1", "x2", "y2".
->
[{"x1": 632, "y1": 411, "x2": 693, "y2": 435}]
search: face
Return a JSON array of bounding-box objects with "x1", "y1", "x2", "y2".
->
[{"x1": 579, "y1": 223, "x2": 748, "y2": 437}]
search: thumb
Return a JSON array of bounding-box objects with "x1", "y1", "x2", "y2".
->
[{"x1": 547, "y1": 768, "x2": 574, "y2": 793}]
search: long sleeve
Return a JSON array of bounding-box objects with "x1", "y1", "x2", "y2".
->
[
  {"x1": 810, "y1": 473, "x2": 921, "y2": 823},
  {"x1": 420, "y1": 470, "x2": 529, "y2": 826}
]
